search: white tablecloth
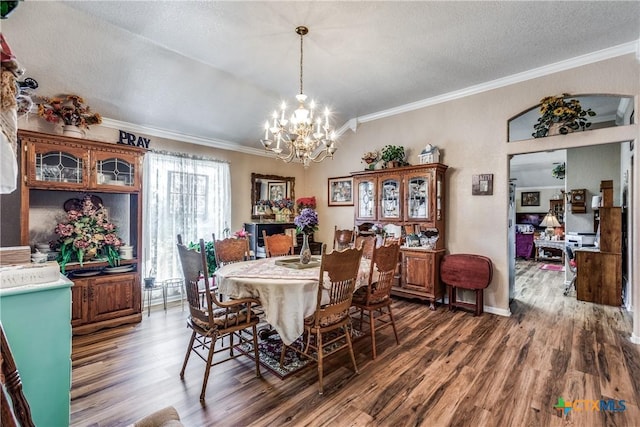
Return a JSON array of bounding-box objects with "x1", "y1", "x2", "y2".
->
[{"x1": 215, "y1": 257, "x2": 370, "y2": 345}]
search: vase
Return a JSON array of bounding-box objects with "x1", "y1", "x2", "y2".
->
[
  {"x1": 547, "y1": 122, "x2": 573, "y2": 136},
  {"x1": 62, "y1": 125, "x2": 85, "y2": 138},
  {"x1": 299, "y1": 233, "x2": 312, "y2": 264}
]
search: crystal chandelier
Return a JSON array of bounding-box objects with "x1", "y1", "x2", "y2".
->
[{"x1": 260, "y1": 26, "x2": 337, "y2": 167}]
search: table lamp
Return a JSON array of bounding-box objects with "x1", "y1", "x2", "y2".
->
[{"x1": 539, "y1": 212, "x2": 561, "y2": 238}]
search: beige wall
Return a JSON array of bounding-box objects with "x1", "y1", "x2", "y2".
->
[
  {"x1": 7, "y1": 54, "x2": 639, "y2": 317},
  {"x1": 305, "y1": 54, "x2": 639, "y2": 315}
]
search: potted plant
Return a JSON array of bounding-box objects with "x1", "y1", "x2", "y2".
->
[
  {"x1": 552, "y1": 163, "x2": 565, "y2": 179},
  {"x1": 188, "y1": 240, "x2": 216, "y2": 274},
  {"x1": 36, "y1": 94, "x2": 102, "y2": 136},
  {"x1": 380, "y1": 145, "x2": 407, "y2": 168},
  {"x1": 380, "y1": 145, "x2": 408, "y2": 167},
  {"x1": 532, "y1": 93, "x2": 596, "y2": 138}
]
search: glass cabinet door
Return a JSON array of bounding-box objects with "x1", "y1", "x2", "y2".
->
[
  {"x1": 405, "y1": 172, "x2": 430, "y2": 221},
  {"x1": 378, "y1": 175, "x2": 401, "y2": 220},
  {"x1": 92, "y1": 151, "x2": 139, "y2": 189},
  {"x1": 28, "y1": 143, "x2": 89, "y2": 188},
  {"x1": 355, "y1": 177, "x2": 376, "y2": 221}
]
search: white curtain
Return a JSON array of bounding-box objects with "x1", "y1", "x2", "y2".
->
[{"x1": 143, "y1": 151, "x2": 231, "y2": 281}]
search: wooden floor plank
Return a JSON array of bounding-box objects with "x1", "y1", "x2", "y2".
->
[{"x1": 69, "y1": 260, "x2": 640, "y2": 426}]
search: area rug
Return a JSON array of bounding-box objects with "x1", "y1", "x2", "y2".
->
[
  {"x1": 235, "y1": 329, "x2": 363, "y2": 380},
  {"x1": 540, "y1": 263, "x2": 565, "y2": 272}
]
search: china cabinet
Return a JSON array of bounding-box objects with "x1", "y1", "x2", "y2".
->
[
  {"x1": 352, "y1": 163, "x2": 448, "y2": 305},
  {"x1": 549, "y1": 198, "x2": 564, "y2": 223},
  {"x1": 19, "y1": 130, "x2": 145, "y2": 334}
]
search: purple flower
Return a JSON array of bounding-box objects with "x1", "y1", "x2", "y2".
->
[{"x1": 294, "y1": 208, "x2": 318, "y2": 234}]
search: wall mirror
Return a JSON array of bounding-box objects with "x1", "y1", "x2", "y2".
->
[
  {"x1": 508, "y1": 94, "x2": 634, "y2": 142},
  {"x1": 251, "y1": 173, "x2": 295, "y2": 220}
]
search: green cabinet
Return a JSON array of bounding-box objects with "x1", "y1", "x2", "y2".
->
[{"x1": 0, "y1": 277, "x2": 72, "y2": 426}]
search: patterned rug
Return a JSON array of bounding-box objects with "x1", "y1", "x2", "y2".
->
[
  {"x1": 236, "y1": 328, "x2": 363, "y2": 380},
  {"x1": 540, "y1": 263, "x2": 564, "y2": 272}
]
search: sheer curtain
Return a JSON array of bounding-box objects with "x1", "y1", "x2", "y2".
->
[{"x1": 143, "y1": 151, "x2": 231, "y2": 281}]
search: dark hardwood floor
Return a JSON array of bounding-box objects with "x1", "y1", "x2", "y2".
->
[{"x1": 70, "y1": 261, "x2": 640, "y2": 426}]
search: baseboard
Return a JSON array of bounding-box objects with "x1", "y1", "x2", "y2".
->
[
  {"x1": 443, "y1": 295, "x2": 511, "y2": 317},
  {"x1": 483, "y1": 305, "x2": 512, "y2": 317},
  {"x1": 631, "y1": 333, "x2": 640, "y2": 345}
]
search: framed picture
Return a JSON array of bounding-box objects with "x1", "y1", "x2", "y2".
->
[
  {"x1": 328, "y1": 176, "x2": 354, "y2": 206},
  {"x1": 472, "y1": 174, "x2": 493, "y2": 196},
  {"x1": 268, "y1": 182, "x2": 286, "y2": 201},
  {"x1": 521, "y1": 191, "x2": 540, "y2": 207}
]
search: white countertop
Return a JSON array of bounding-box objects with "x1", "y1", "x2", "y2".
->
[{"x1": 0, "y1": 274, "x2": 73, "y2": 296}]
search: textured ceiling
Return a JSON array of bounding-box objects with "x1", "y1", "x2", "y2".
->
[{"x1": 3, "y1": 1, "x2": 640, "y2": 153}]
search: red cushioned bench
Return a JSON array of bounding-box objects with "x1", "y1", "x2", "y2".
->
[{"x1": 440, "y1": 254, "x2": 493, "y2": 316}]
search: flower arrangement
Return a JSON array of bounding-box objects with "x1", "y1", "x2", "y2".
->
[
  {"x1": 361, "y1": 151, "x2": 378, "y2": 164},
  {"x1": 371, "y1": 223, "x2": 386, "y2": 236},
  {"x1": 532, "y1": 93, "x2": 596, "y2": 138},
  {"x1": 294, "y1": 208, "x2": 318, "y2": 235},
  {"x1": 552, "y1": 163, "x2": 565, "y2": 179},
  {"x1": 233, "y1": 228, "x2": 249, "y2": 238},
  {"x1": 37, "y1": 94, "x2": 102, "y2": 129},
  {"x1": 296, "y1": 196, "x2": 316, "y2": 211},
  {"x1": 272, "y1": 198, "x2": 294, "y2": 211},
  {"x1": 53, "y1": 196, "x2": 123, "y2": 272}
]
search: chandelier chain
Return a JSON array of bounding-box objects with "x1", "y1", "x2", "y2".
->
[{"x1": 299, "y1": 30, "x2": 304, "y2": 95}]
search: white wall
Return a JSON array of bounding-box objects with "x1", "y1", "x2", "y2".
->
[{"x1": 565, "y1": 144, "x2": 621, "y2": 233}]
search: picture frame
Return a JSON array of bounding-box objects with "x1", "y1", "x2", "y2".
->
[
  {"x1": 521, "y1": 191, "x2": 540, "y2": 207},
  {"x1": 328, "y1": 176, "x2": 354, "y2": 206},
  {"x1": 472, "y1": 174, "x2": 493, "y2": 196},
  {"x1": 268, "y1": 182, "x2": 286, "y2": 201}
]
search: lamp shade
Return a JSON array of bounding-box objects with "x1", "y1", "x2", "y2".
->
[{"x1": 539, "y1": 213, "x2": 561, "y2": 228}]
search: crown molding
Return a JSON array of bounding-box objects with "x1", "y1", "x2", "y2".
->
[
  {"x1": 348, "y1": 40, "x2": 639, "y2": 128},
  {"x1": 100, "y1": 40, "x2": 637, "y2": 150},
  {"x1": 100, "y1": 118, "x2": 271, "y2": 157}
]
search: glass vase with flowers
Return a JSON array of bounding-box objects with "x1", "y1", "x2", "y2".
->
[
  {"x1": 53, "y1": 196, "x2": 123, "y2": 273},
  {"x1": 294, "y1": 208, "x2": 319, "y2": 264}
]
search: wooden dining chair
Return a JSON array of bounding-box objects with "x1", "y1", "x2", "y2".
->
[
  {"x1": 333, "y1": 225, "x2": 355, "y2": 250},
  {"x1": 354, "y1": 235, "x2": 376, "y2": 259},
  {"x1": 212, "y1": 233, "x2": 250, "y2": 266},
  {"x1": 262, "y1": 230, "x2": 294, "y2": 257},
  {"x1": 1, "y1": 323, "x2": 35, "y2": 427},
  {"x1": 280, "y1": 243, "x2": 363, "y2": 395},
  {"x1": 351, "y1": 242, "x2": 401, "y2": 359},
  {"x1": 177, "y1": 238, "x2": 261, "y2": 401}
]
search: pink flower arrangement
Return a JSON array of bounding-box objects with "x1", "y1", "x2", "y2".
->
[
  {"x1": 53, "y1": 196, "x2": 123, "y2": 272},
  {"x1": 234, "y1": 228, "x2": 249, "y2": 238}
]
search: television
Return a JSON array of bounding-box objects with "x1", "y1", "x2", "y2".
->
[{"x1": 516, "y1": 212, "x2": 547, "y2": 229}]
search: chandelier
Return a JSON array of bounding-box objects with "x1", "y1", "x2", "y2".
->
[{"x1": 260, "y1": 26, "x2": 337, "y2": 167}]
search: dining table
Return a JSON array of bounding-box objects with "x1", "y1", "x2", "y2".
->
[{"x1": 215, "y1": 256, "x2": 371, "y2": 345}]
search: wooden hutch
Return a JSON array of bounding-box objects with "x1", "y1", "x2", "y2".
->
[
  {"x1": 19, "y1": 130, "x2": 145, "y2": 334},
  {"x1": 351, "y1": 163, "x2": 447, "y2": 308},
  {"x1": 575, "y1": 180, "x2": 622, "y2": 306}
]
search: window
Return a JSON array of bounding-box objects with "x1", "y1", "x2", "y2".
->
[
  {"x1": 168, "y1": 172, "x2": 209, "y2": 217},
  {"x1": 143, "y1": 152, "x2": 231, "y2": 285}
]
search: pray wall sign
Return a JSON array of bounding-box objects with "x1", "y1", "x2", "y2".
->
[{"x1": 117, "y1": 130, "x2": 150, "y2": 149}]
